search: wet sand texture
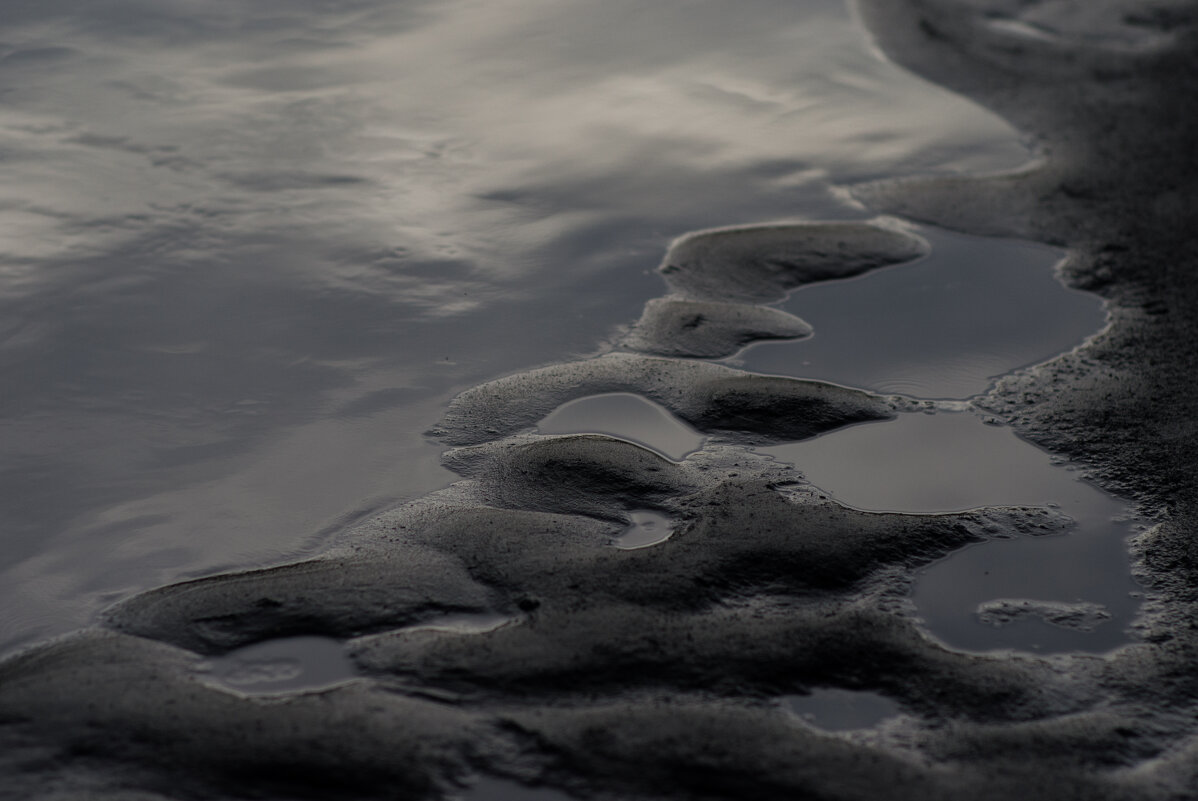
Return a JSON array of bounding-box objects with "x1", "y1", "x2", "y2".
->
[
  {"x1": 5, "y1": 2, "x2": 1198, "y2": 800},
  {"x1": 622, "y1": 299, "x2": 812, "y2": 359},
  {"x1": 430, "y1": 351, "x2": 898, "y2": 447}
]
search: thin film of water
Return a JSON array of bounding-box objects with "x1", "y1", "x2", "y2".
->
[
  {"x1": 537, "y1": 393, "x2": 705, "y2": 462},
  {"x1": 196, "y1": 636, "x2": 358, "y2": 696},
  {"x1": 458, "y1": 778, "x2": 578, "y2": 801},
  {"x1": 781, "y1": 689, "x2": 902, "y2": 732}
]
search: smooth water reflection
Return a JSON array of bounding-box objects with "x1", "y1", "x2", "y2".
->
[
  {"x1": 0, "y1": 0, "x2": 1029, "y2": 655},
  {"x1": 782, "y1": 689, "x2": 901, "y2": 731},
  {"x1": 197, "y1": 635, "x2": 358, "y2": 696},
  {"x1": 764, "y1": 411, "x2": 1140, "y2": 653},
  {"x1": 735, "y1": 226, "x2": 1106, "y2": 398},
  {"x1": 538, "y1": 393, "x2": 704, "y2": 461}
]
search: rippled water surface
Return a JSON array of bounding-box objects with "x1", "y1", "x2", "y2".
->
[{"x1": 0, "y1": 0, "x2": 1030, "y2": 654}]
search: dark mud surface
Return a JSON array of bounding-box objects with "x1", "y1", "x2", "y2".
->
[{"x1": 4, "y1": 1, "x2": 1198, "y2": 800}]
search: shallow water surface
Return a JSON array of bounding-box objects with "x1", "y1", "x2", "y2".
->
[
  {"x1": 197, "y1": 636, "x2": 358, "y2": 696},
  {"x1": 764, "y1": 411, "x2": 1140, "y2": 653},
  {"x1": 735, "y1": 225, "x2": 1105, "y2": 398},
  {"x1": 537, "y1": 393, "x2": 705, "y2": 461},
  {"x1": 0, "y1": 0, "x2": 1030, "y2": 657},
  {"x1": 782, "y1": 689, "x2": 902, "y2": 731},
  {"x1": 615, "y1": 510, "x2": 677, "y2": 550}
]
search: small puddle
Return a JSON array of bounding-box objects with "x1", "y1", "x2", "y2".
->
[
  {"x1": 781, "y1": 689, "x2": 902, "y2": 732},
  {"x1": 196, "y1": 635, "x2": 358, "y2": 695},
  {"x1": 615, "y1": 510, "x2": 675, "y2": 550},
  {"x1": 537, "y1": 393, "x2": 705, "y2": 460},
  {"x1": 762, "y1": 410, "x2": 1141, "y2": 653},
  {"x1": 735, "y1": 225, "x2": 1106, "y2": 399}
]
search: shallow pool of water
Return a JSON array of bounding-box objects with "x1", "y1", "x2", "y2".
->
[
  {"x1": 763, "y1": 410, "x2": 1141, "y2": 653},
  {"x1": 537, "y1": 393, "x2": 705, "y2": 461},
  {"x1": 615, "y1": 510, "x2": 677, "y2": 550},
  {"x1": 459, "y1": 778, "x2": 577, "y2": 801},
  {"x1": 781, "y1": 689, "x2": 902, "y2": 731},
  {"x1": 734, "y1": 225, "x2": 1106, "y2": 399},
  {"x1": 197, "y1": 636, "x2": 358, "y2": 696}
]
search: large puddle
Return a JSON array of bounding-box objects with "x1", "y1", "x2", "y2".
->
[{"x1": 734, "y1": 225, "x2": 1105, "y2": 399}]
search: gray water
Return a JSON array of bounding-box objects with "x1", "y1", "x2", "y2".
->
[
  {"x1": 616, "y1": 510, "x2": 678, "y2": 550},
  {"x1": 197, "y1": 635, "x2": 358, "y2": 696},
  {"x1": 781, "y1": 689, "x2": 902, "y2": 732},
  {"x1": 764, "y1": 411, "x2": 1140, "y2": 654},
  {"x1": 536, "y1": 389, "x2": 1140, "y2": 655},
  {"x1": 0, "y1": 0, "x2": 1029, "y2": 659},
  {"x1": 197, "y1": 611, "x2": 514, "y2": 695},
  {"x1": 459, "y1": 779, "x2": 576, "y2": 801},
  {"x1": 538, "y1": 394, "x2": 705, "y2": 461},
  {"x1": 735, "y1": 225, "x2": 1104, "y2": 399}
]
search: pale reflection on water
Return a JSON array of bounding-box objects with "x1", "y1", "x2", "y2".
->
[
  {"x1": 765, "y1": 412, "x2": 1140, "y2": 654},
  {"x1": 782, "y1": 689, "x2": 901, "y2": 732},
  {"x1": 538, "y1": 393, "x2": 704, "y2": 461},
  {"x1": 198, "y1": 635, "x2": 358, "y2": 696},
  {"x1": 0, "y1": 0, "x2": 1028, "y2": 654},
  {"x1": 735, "y1": 225, "x2": 1105, "y2": 399}
]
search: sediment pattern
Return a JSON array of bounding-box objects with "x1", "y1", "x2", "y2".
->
[{"x1": 4, "y1": 1, "x2": 1198, "y2": 799}]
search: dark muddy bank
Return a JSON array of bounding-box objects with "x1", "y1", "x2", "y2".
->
[{"x1": 4, "y1": 1, "x2": 1198, "y2": 800}]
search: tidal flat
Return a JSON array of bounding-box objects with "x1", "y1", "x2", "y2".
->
[{"x1": 3, "y1": 1, "x2": 1198, "y2": 800}]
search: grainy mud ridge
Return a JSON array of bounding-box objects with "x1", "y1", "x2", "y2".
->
[{"x1": 3, "y1": 1, "x2": 1198, "y2": 799}]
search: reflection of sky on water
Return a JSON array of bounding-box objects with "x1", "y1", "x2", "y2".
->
[
  {"x1": 198, "y1": 635, "x2": 358, "y2": 696},
  {"x1": 538, "y1": 393, "x2": 704, "y2": 461},
  {"x1": 765, "y1": 412, "x2": 1140, "y2": 654},
  {"x1": 735, "y1": 226, "x2": 1106, "y2": 399},
  {"x1": 0, "y1": 0, "x2": 1028, "y2": 653},
  {"x1": 782, "y1": 689, "x2": 901, "y2": 732}
]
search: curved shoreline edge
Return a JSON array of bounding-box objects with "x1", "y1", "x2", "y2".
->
[{"x1": 4, "y1": 2, "x2": 1198, "y2": 799}]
